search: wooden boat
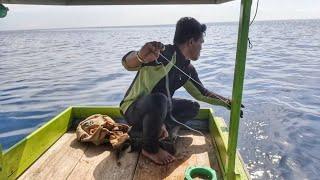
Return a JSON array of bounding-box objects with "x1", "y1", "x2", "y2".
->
[
  {"x1": 0, "y1": 106, "x2": 250, "y2": 179},
  {"x1": 0, "y1": 0, "x2": 253, "y2": 179}
]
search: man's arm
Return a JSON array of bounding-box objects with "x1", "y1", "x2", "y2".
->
[
  {"x1": 183, "y1": 64, "x2": 231, "y2": 109},
  {"x1": 122, "y1": 51, "x2": 143, "y2": 71},
  {"x1": 183, "y1": 64, "x2": 245, "y2": 117},
  {"x1": 121, "y1": 42, "x2": 165, "y2": 71}
]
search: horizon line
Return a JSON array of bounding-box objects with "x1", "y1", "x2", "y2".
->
[{"x1": 1, "y1": 18, "x2": 319, "y2": 32}]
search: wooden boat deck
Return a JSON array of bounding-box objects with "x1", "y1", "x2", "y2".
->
[{"x1": 18, "y1": 130, "x2": 222, "y2": 180}]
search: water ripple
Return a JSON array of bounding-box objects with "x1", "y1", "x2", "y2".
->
[{"x1": 1, "y1": 19, "x2": 320, "y2": 179}]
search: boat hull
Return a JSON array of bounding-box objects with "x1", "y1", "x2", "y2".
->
[{"x1": 0, "y1": 106, "x2": 250, "y2": 179}]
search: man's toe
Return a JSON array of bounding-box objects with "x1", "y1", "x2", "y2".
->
[
  {"x1": 162, "y1": 159, "x2": 168, "y2": 165},
  {"x1": 168, "y1": 153, "x2": 175, "y2": 160},
  {"x1": 157, "y1": 159, "x2": 164, "y2": 165},
  {"x1": 165, "y1": 156, "x2": 171, "y2": 164}
]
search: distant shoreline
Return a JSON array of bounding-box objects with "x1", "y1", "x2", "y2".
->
[{"x1": 1, "y1": 18, "x2": 319, "y2": 32}]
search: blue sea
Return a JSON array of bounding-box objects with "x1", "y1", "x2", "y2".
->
[{"x1": 0, "y1": 19, "x2": 319, "y2": 179}]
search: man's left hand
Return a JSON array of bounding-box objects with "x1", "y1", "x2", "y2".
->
[{"x1": 226, "y1": 99, "x2": 245, "y2": 118}]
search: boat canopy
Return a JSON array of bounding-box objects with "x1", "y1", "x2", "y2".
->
[{"x1": 2, "y1": 0, "x2": 233, "y2": 5}]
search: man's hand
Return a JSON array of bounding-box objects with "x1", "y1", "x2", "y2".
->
[
  {"x1": 226, "y1": 99, "x2": 245, "y2": 118},
  {"x1": 138, "y1": 41, "x2": 165, "y2": 63},
  {"x1": 159, "y1": 124, "x2": 169, "y2": 140}
]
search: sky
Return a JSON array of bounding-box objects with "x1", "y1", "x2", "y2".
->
[{"x1": 0, "y1": 0, "x2": 319, "y2": 31}]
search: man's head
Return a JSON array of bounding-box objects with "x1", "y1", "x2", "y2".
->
[{"x1": 173, "y1": 17, "x2": 206, "y2": 61}]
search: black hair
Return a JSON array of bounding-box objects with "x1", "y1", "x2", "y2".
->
[{"x1": 173, "y1": 17, "x2": 207, "y2": 45}]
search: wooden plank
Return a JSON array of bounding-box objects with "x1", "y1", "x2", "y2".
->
[
  {"x1": 67, "y1": 143, "x2": 139, "y2": 180},
  {"x1": 133, "y1": 130, "x2": 221, "y2": 180},
  {"x1": 18, "y1": 132, "x2": 88, "y2": 180},
  {"x1": 3, "y1": 107, "x2": 73, "y2": 179}
]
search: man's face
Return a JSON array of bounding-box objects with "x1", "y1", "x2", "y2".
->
[{"x1": 189, "y1": 35, "x2": 204, "y2": 61}]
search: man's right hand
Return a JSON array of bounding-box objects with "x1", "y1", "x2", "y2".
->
[
  {"x1": 138, "y1": 41, "x2": 165, "y2": 63},
  {"x1": 159, "y1": 124, "x2": 169, "y2": 140}
]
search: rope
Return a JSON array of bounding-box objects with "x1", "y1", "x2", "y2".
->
[
  {"x1": 250, "y1": 0, "x2": 260, "y2": 26},
  {"x1": 247, "y1": 0, "x2": 260, "y2": 49},
  {"x1": 157, "y1": 53, "x2": 233, "y2": 137},
  {"x1": 158, "y1": 56, "x2": 205, "y2": 136}
]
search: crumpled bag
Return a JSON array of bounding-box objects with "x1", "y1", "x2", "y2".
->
[{"x1": 76, "y1": 114, "x2": 131, "y2": 149}]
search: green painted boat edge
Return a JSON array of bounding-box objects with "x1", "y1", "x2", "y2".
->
[
  {"x1": 2, "y1": 107, "x2": 73, "y2": 179},
  {"x1": 208, "y1": 112, "x2": 250, "y2": 180},
  {"x1": 0, "y1": 145, "x2": 4, "y2": 180},
  {"x1": 72, "y1": 106, "x2": 122, "y2": 119},
  {"x1": 71, "y1": 106, "x2": 210, "y2": 120},
  {"x1": 0, "y1": 106, "x2": 249, "y2": 179}
]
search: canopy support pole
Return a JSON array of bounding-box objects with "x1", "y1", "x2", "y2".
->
[{"x1": 226, "y1": 0, "x2": 252, "y2": 179}]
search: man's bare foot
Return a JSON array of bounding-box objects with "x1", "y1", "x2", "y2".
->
[{"x1": 142, "y1": 148, "x2": 176, "y2": 165}]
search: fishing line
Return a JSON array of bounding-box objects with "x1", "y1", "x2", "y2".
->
[
  {"x1": 250, "y1": 0, "x2": 260, "y2": 26},
  {"x1": 157, "y1": 58, "x2": 205, "y2": 136},
  {"x1": 156, "y1": 53, "x2": 232, "y2": 137},
  {"x1": 145, "y1": 0, "x2": 259, "y2": 143},
  {"x1": 159, "y1": 53, "x2": 230, "y2": 106},
  {"x1": 248, "y1": 0, "x2": 260, "y2": 49}
]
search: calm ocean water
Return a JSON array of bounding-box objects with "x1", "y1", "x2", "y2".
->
[{"x1": 1, "y1": 19, "x2": 319, "y2": 179}]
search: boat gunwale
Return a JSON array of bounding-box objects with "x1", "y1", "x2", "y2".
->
[
  {"x1": 1, "y1": 107, "x2": 73, "y2": 179},
  {"x1": 0, "y1": 106, "x2": 249, "y2": 179}
]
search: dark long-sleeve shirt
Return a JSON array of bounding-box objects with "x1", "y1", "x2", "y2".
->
[{"x1": 120, "y1": 44, "x2": 229, "y2": 114}]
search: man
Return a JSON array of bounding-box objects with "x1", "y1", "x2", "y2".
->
[{"x1": 120, "y1": 17, "x2": 242, "y2": 165}]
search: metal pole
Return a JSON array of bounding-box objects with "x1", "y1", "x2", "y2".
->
[{"x1": 226, "y1": 0, "x2": 252, "y2": 179}]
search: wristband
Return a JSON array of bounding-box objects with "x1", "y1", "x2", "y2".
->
[{"x1": 136, "y1": 51, "x2": 146, "y2": 64}]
